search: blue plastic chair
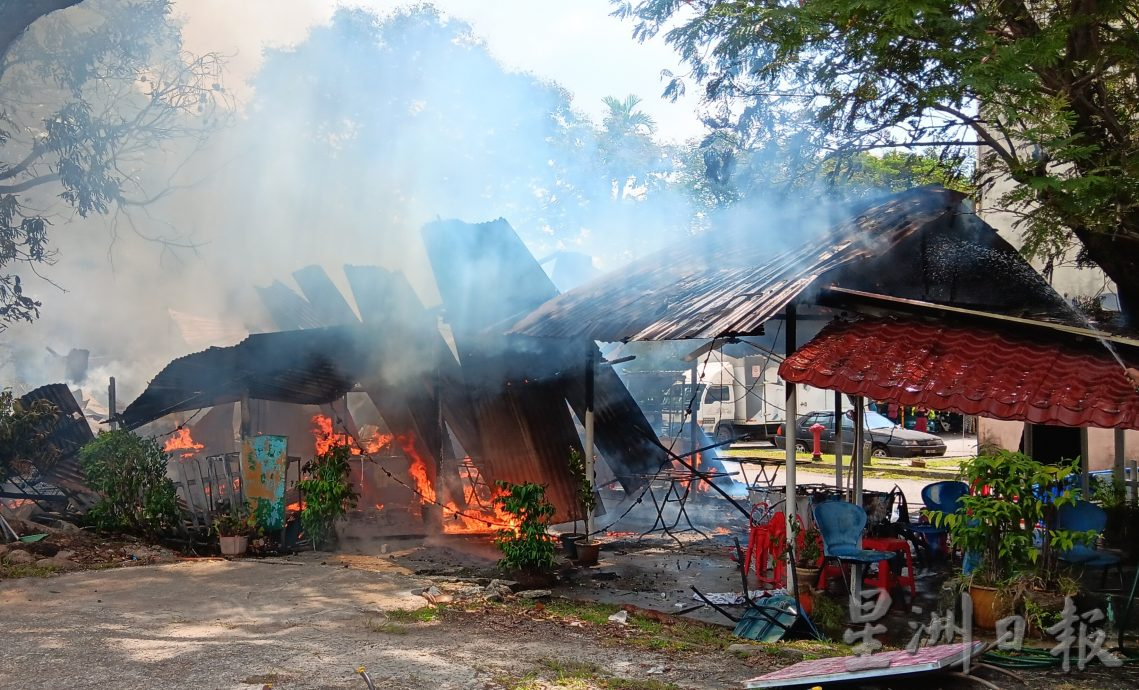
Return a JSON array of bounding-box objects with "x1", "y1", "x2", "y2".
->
[
  {"x1": 813, "y1": 501, "x2": 895, "y2": 592},
  {"x1": 907, "y1": 481, "x2": 969, "y2": 561},
  {"x1": 1056, "y1": 500, "x2": 1123, "y2": 589}
]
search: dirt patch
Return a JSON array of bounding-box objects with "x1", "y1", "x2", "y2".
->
[
  {"x1": 0, "y1": 555, "x2": 767, "y2": 689},
  {"x1": 3, "y1": 552, "x2": 1133, "y2": 690}
]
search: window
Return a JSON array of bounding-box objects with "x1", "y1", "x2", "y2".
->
[{"x1": 704, "y1": 385, "x2": 730, "y2": 403}]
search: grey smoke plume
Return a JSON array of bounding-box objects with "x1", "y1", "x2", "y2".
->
[{"x1": 3, "y1": 4, "x2": 701, "y2": 401}]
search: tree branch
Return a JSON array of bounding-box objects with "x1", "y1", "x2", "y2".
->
[{"x1": 0, "y1": 173, "x2": 57, "y2": 194}]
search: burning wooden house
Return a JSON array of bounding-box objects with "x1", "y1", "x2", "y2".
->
[{"x1": 117, "y1": 218, "x2": 668, "y2": 540}]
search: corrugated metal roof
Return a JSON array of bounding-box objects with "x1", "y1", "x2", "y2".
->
[
  {"x1": 18, "y1": 384, "x2": 92, "y2": 491},
  {"x1": 118, "y1": 325, "x2": 379, "y2": 429},
  {"x1": 779, "y1": 316, "x2": 1139, "y2": 429},
  {"x1": 422, "y1": 218, "x2": 671, "y2": 499},
  {"x1": 511, "y1": 187, "x2": 965, "y2": 342}
]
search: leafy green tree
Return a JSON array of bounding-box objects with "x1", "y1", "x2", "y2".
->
[
  {"x1": 78, "y1": 429, "x2": 181, "y2": 538},
  {"x1": 295, "y1": 444, "x2": 358, "y2": 549},
  {"x1": 615, "y1": 0, "x2": 1139, "y2": 320},
  {"x1": 493, "y1": 480, "x2": 557, "y2": 575},
  {"x1": 0, "y1": 388, "x2": 58, "y2": 483},
  {"x1": 234, "y1": 6, "x2": 696, "y2": 265},
  {"x1": 0, "y1": 0, "x2": 227, "y2": 329}
]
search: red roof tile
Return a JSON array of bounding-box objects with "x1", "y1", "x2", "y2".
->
[{"x1": 779, "y1": 317, "x2": 1139, "y2": 429}]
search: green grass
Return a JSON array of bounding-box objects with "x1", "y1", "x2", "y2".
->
[
  {"x1": 495, "y1": 658, "x2": 681, "y2": 690},
  {"x1": 383, "y1": 606, "x2": 441, "y2": 623},
  {"x1": 0, "y1": 562, "x2": 56, "y2": 579},
  {"x1": 363, "y1": 618, "x2": 408, "y2": 635},
  {"x1": 541, "y1": 599, "x2": 622, "y2": 626}
]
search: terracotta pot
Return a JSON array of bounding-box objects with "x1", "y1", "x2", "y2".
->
[
  {"x1": 797, "y1": 590, "x2": 814, "y2": 616},
  {"x1": 574, "y1": 538, "x2": 601, "y2": 566},
  {"x1": 969, "y1": 584, "x2": 1011, "y2": 630},
  {"x1": 219, "y1": 535, "x2": 248, "y2": 557},
  {"x1": 794, "y1": 567, "x2": 821, "y2": 592},
  {"x1": 559, "y1": 533, "x2": 585, "y2": 558}
]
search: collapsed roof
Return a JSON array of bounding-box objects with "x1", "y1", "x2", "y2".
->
[{"x1": 120, "y1": 218, "x2": 670, "y2": 520}]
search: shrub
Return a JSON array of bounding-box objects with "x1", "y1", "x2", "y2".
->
[
  {"x1": 493, "y1": 481, "x2": 557, "y2": 574},
  {"x1": 0, "y1": 388, "x2": 59, "y2": 483},
  {"x1": 933, "y1": 450, "x2": 1090, "y2": 588},
  {"x1": 295, "y1": 444, "x2": 357, "y2": 548},
  {"x1": 78, "y1": 430, "x2": 181, "y2": 539}
]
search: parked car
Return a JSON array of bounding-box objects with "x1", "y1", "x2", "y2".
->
[{"x1": 773, "y1": 410, "x2": 947, "y2": 458}]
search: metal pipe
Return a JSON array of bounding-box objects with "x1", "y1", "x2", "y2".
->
[
  {"x1": 1115, "y1": 428, "x2": 1126, "y2": 489},
  {"x1": 852, "y1": 395, "x2": 865, "y2": 600},
  {"x1": 834, "y1": 391, "x2": 843, "y2": 493},
  {"x1": 584, "y1": 347, "x2": 597, "y2": 536},
  {"x1": 107, "y1": 376, "x2": 117, "y2": 429},
  {"x1": 784, "y1": 304, "x2": 798, "y2": 583},
  {"x1": 689, "y1": 358, "x2": 699, "y2": 463}
]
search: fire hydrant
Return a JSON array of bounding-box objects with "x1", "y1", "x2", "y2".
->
[{"x1": 809, "y1": 423, "x2": 826, "y2": 461}]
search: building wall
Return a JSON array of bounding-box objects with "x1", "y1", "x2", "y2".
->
[{"x1": 977, "y1": 417, "x2": 1139, "y2": 470}]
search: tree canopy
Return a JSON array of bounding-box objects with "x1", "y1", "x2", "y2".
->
[
  {"x1": 0, "y1": 0, "x2": 226, "y2": 330},
  {"x1": 614, "y1": 0, "x2": 1139, "y2": 322},
  {"x1": 228, "y1": 6, "x2": 695, "y2": 272}
]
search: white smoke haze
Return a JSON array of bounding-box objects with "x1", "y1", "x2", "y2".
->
[{"x1": 0, "y1": 1, "x2": 714, "y2": 404}]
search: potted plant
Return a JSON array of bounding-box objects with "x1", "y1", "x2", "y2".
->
[
  {"x1": 214, "y1": 509, "x2": 257, "y2": 556},
  {"x1": 795, "y1": 525, "x2": 823, "y2": 590},
  {"x1": 560, "y1": 447, "x2": 590, "y2": 558},
  {"x1": 933, "y1": 451, "x2": 1088, "y2": 628},
  {"x1": 493, "y1": 481, "x2": 558, "y2": 586},
  {"x1": 569, "y1": 449, "x2": 601, "y2": 565}
]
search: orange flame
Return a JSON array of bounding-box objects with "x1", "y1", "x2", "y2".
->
[
  {"x1": 164, "y1": 427, "x2": 204, "y2": 458},
  {"x1": 311, "y1": 415, "x2": 393, "y2": 456},
  {"x1": 399, "y1": 441, "x2": 520, "y2": 535}
]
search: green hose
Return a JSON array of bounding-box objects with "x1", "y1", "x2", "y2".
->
[{"x1": 982, "y1": 646, "x2": 1139, "y2": 669}]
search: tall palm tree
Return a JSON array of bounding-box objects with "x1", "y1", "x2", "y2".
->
[{"x1": 602, "y1": 94, "x2": 656, "y2": 137}]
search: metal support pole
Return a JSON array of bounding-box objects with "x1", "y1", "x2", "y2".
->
[
  {"x1": 1114, "y1": 428, "x2": 1126, "y2": 488},
  {"x1": 107, "y1": 376, "x2": 117, "y2": 429},
  {"x1": 1080, "y1": 427, "x2": 1090, "y2": 495},
  {"x1": 584, "y1": 347, "x2": 597, "y2": 536},
  {"x1": 1125, "y1": 459, "x2": 1134, "y2": 507},
  {"x1": 784, "y1": 304, "x2": 798, "y2": 580},
  {"x1": 853, "y1": 398, "x2": 865, "y2": 501},
  {"x1": 1023, "y1": 422, "x2": 1034, "y2": 458},
  {"x1": 851, "y1": 395, "x2": 866, "y2": 600},
  {"x1": 689, "y1": 358, "x2": 699, "y2": 460},
  {"x1": 834, "y1": 391, "x2": 843, "y2": 493}
]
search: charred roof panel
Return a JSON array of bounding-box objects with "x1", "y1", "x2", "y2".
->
[
  {"x1": 423, "y1": 218, "x2": 668, "y2": 488},
  {"x1": 118, "y1": 325, "x2": 380, "y2": 429},
  {"x1": 511, "y1": 187, "x2": 966, "y2": 342},
  {"x1": 292, "y1": 265, "x2": 360, "y2": 325},
  {"x1": 255, "y1": 281, "x2": 328, "y2": 331},
  {"x1": 18, "y1": 383, "x2": 92, "y2": 491}
]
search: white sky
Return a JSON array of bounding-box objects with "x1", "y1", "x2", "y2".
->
[{"x1": 174, "y1": 0, "x2": 706, "y2": 143}]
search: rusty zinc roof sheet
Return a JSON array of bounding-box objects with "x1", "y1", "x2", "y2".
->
[
  {"x1": 511, "y1": 186, "x2": 964, "y2": 342},
  {"x1": 17, "y1": 384, "x2": 94, "y2": 496},
  {"x1": 778, "y1": 316, "x2": 1139, "y2": 429}
]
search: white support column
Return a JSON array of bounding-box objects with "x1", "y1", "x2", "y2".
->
[
  {"x1": 834, "y1": 391, "x2": 844, "y2": 493},
  {"x1": 785, "y1": 382, "x2": 798, "y2": 574},
  {"x1": 851, "y1": 396, "x2": 865, "y2": 601}
]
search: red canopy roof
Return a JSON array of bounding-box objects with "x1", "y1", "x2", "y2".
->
[{"x1": 779, "y1": 317, "x2": 1139, "y2": 429}]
